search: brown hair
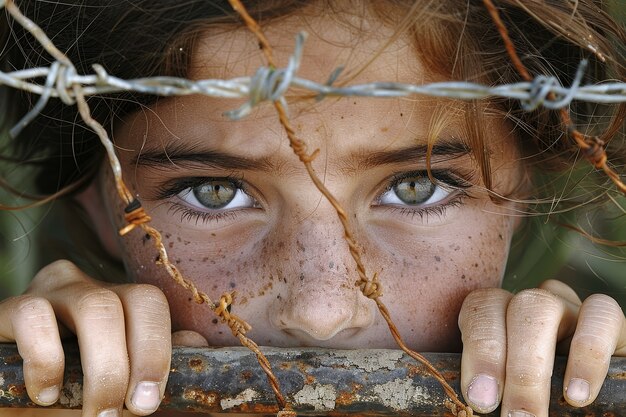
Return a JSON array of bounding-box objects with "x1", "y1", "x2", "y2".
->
[{"x1": 1, "y1": 0, "x2": 624, "y2": 213}]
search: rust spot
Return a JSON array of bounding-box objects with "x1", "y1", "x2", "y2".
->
[
  {"x1": 296, "y1": 361, "x2": 310, "y2": 374},
  {"x1": 8, "y1": 384, "x2": 25, "y2": 396},
  {"x1": 405, "y1": 363, "x2": 439, "y2": 379},
  {"x1": 304, "y1": 374, "x2": 315, "y2": 385},
  {"x1": 182, "y1": 387, "x2": 218, "y2": 407},
  {"x1": 406, "y1": 364, "x2": 421, "y2": 378},
  {"x1": 350, "y1": 382, "x2": 363, "y2": 391},
  {"x1": 188, "y1": 358, "x2": 205, "y2": 373},
  {"x1": 4, "y1": 355, "x2": 22, "y2": 364},
  {"x1": 335, "y1": 390, "x2": 356, "y2": 406},
  {"x1": 240, "y1": 370, "x2": 253, "y2": 382},
  {"x1": 440, "y1": 370, "x2": 457, "y2": 381},
  {"x1": 279, "y1": 362, "x2": 292, "y2": 370},
  {"x1": 66, "y1": 367, "x2": 82, "y2": 383},
  {"x1": 236, "y1": 402, "x2": 279, "y2": 413}
]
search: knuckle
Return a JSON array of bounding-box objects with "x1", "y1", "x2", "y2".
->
[
  {"x1": 459, "y1": 288, "x2": 510, "y2": 328},
  {"x1": 120, "y1": 284, "x2": 171, "y2": 331},
  {"x1": 464, "y1": 337, "x2": 506, "y2": 364},
  {"x1": 464, "y1": 333, "x2": 506, "y2": 353},
  {"x1": 571, "y1": 333, "x2": 614, "y2": 361},
  {"x1": 123, "y1": 284, "x2": 168, "y2": 307},
  {"x1": 12, "y1": 295, "x2": 54, "y2": 319},
  {"x1": 507, "y1": 362, "x2": 552, "y2": 387},
  {"x1": 572, "y1": 294, "x2": 623, "y2": 353},
  {"x1": 33, "y1": 259, "x2": 81, "y2": 283},
  {"x1": 509, "y1": 288, "x2": 562, "y2": 315},
  {"x1": 30, "y1": 260, "x2": 91, "y2": 293},
  {"x1": 462, "y1": 287, "x2": 510, "y2": 307},
  {"x1": 583, "y1": 293, "x2": 621, "y2": 316},
  {"x1": 76, "y1": 288, "x2": 123, "y2": 319},
  {"x1": 82, "y1": 366, "x2": 130, "y2": 398},
  {"x1": 22, "y1": 351, "x2": 64, "y2": 380},
  {"x1": 11, "y1": 296, "x2": 62, "y2": 360}
]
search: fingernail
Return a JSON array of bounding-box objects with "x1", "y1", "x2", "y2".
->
[
  {"x1": 566, "y1": 377, "x2": 590, "y2": 403},
  {"x1": 131, "y1": 381, "x2": 160, "y2": 412},
  {"x1": 508, "y1": 410, "x2": 535, "y2": 417},
  {"x1": 97, "y1": 409, "x2": 119, "y2": 417},
  {"x1": 37, "y1": 385, "x2": 60, "y2": 405},
  {"x1": 467, "y1": 373, "x2": 498, "y2": 410}
]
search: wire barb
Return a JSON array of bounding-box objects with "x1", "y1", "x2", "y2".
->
[
  {"x1": 225, "y1": 32, "x2": 306, "y2": 119},
  {"x1": 119, "y1": 200, "x2": 152, "y2": 236},
  {"x1": 214, "y1": 292, "x2": 252, "y2": 337},
  {"x1": 482, "y1": 0, "x2": 626, "y2": 197},
  {"x1": 522, "y1": 60, "x2": 587, "y2": 111}
]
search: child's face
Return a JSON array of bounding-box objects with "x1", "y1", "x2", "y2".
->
[{"x1": 97, "y1": 10, "x2": 521, "y2": 351}]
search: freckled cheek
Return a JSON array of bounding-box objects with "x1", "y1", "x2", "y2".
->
[
  {"x1": 366, "y1": 215, "x2": 513, "y2": 348},
  {"x1": 114, "y1": 219, "x2": 279, "y2": 339}
]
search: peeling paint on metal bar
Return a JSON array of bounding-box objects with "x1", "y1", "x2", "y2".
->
[{"x1": 1, "y1": 343, "x2": 626, "y2": 416}]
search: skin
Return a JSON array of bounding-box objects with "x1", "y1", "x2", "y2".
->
[{"x1": 1, "y1": 5, "x2": 626, "y2": 417}]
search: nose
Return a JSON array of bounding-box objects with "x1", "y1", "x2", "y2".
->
[
  {"x1": 275, "y1": 274, "x2": 374, "y2": 341},
  {"x1": 269, "y1": 221, "x2": 376, "y2": 342}
]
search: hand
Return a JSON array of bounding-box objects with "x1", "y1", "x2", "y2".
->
[
  {"x1": 458, "y1": 280, "x2": 626, "y2": 417},
  {"x1": 0, "y1": 260, "x2": 174, "y2": 417}
]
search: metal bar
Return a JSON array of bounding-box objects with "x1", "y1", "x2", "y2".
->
[{"x1": 1, "y1": 343, "x2": 625, "y2": 416}]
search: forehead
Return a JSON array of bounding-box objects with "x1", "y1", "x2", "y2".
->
[
  {"x1": 116, "y1": 5, "x2": 515, "y2": 172},
  {"x1": 189, "y1": 8, "x2": 425, "y2": 87}
]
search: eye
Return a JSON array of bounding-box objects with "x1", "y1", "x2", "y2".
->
[
  {"x1": 177, "y1": 179, "x2": 256, "y2": 211},
  {"x1": 378, "y1": 174, "x2": 451, "y2": 207}
]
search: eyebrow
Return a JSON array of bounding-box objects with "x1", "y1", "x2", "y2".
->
[
  {"x1": 133, "y1": 137, "x2": 471, "y2": 172},
  {"x1": 134, "y1": 143, "x2": 275, "y2": 172},
  {"x1": 362, "y1": 138, "x2": 471, "y2": 168}
]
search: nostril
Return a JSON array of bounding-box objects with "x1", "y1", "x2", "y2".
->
[
  {"x1": 271, "y1": 298, "x2": 376, "y2": 342},
  {"x1": 278, "y1": 309, "x2": 353, "y2": 341},
  {"x1": 282, "y1": 327, "x2": 363, "y2": 345}
]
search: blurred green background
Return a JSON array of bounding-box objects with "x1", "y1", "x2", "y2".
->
[{"x1": 0, "y1": 0, "x2": 625, "y2": 303}]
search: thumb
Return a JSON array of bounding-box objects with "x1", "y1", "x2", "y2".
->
[{"x1": 171, "y1": 330, "x2": 209, "y2": 347}]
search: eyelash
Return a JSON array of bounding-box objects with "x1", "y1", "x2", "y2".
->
[
  {"x1": 376, "y1": 169, "x2": 473, "y2": 221},
  {"x1": 158, "y1": 176, "x2": 254, "y2": 225},
  {"x1": 168, "y1": 205, "x2": 241, "y2": 225},
  {"x1": 157, "y1": 169, "x2": 473, "y2": 225}
]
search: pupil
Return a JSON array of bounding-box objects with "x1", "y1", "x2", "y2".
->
[
  {"x1": 193, "y1": 181, "x2": 236, "y2": 209},
  {"x1": 394, "y1": 177, "x2": 434, "y2": 205}
]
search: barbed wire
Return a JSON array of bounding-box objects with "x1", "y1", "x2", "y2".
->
[
  {"x1": 4, "y1": 31, "x2": 626, "y2": 138},
  {"x1": 1, "y1": 0, "x2": 625, "y2": 416}
]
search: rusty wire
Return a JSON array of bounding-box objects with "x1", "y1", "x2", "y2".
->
[
  {"x1": 2, "y1": 0, "x2": 626, "y2": 416},
  {"x1": 226, "y1": 0, "x2": 474, "y2": 415},
  {"x1": 483, "y1": 0, "x2": 626, "y2": 196},
  {"x1": 3, "y1": 1, "x2": 624, "y2": 198}
]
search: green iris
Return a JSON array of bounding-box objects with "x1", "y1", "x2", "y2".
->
[
  {"x1": 393, "y1": 176, "x2": 435, "y2": 205},
  {"x1": 193, "y1": 181, "x2": 236, "y2": 209}
]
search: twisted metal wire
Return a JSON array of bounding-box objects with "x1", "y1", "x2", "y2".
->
[{"x1": 4, "y1": 33, "x2": 626, "y2": 137}]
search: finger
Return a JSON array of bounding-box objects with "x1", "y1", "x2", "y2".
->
[
  {"x1": 563, "y1": 294, "x2": 625, "y2": 406},
  {"x1": 501, "y1": 289, "x2": 575, "y2": 417},
  {"x1": 31, "y1": 260, "x2": 130, "y2": 417},
  {"x1": 0, "y1": 295, "x2": 64, "y2": 406},
  {"x1": 112, "y1": 284, "x2": 172, "y2": 416},
  {"x1": 538, "y1": 279, "x2": 582, "y2": 306},
  {"x1": 172, "y1": 330, "x2": 209, "y2": 347},
  {"x1": 538, "y1": 280, "x2": 582, "y2": 354},
  {"x1": 458, "y1": 288, "x2": 511, "y2": 413}
]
